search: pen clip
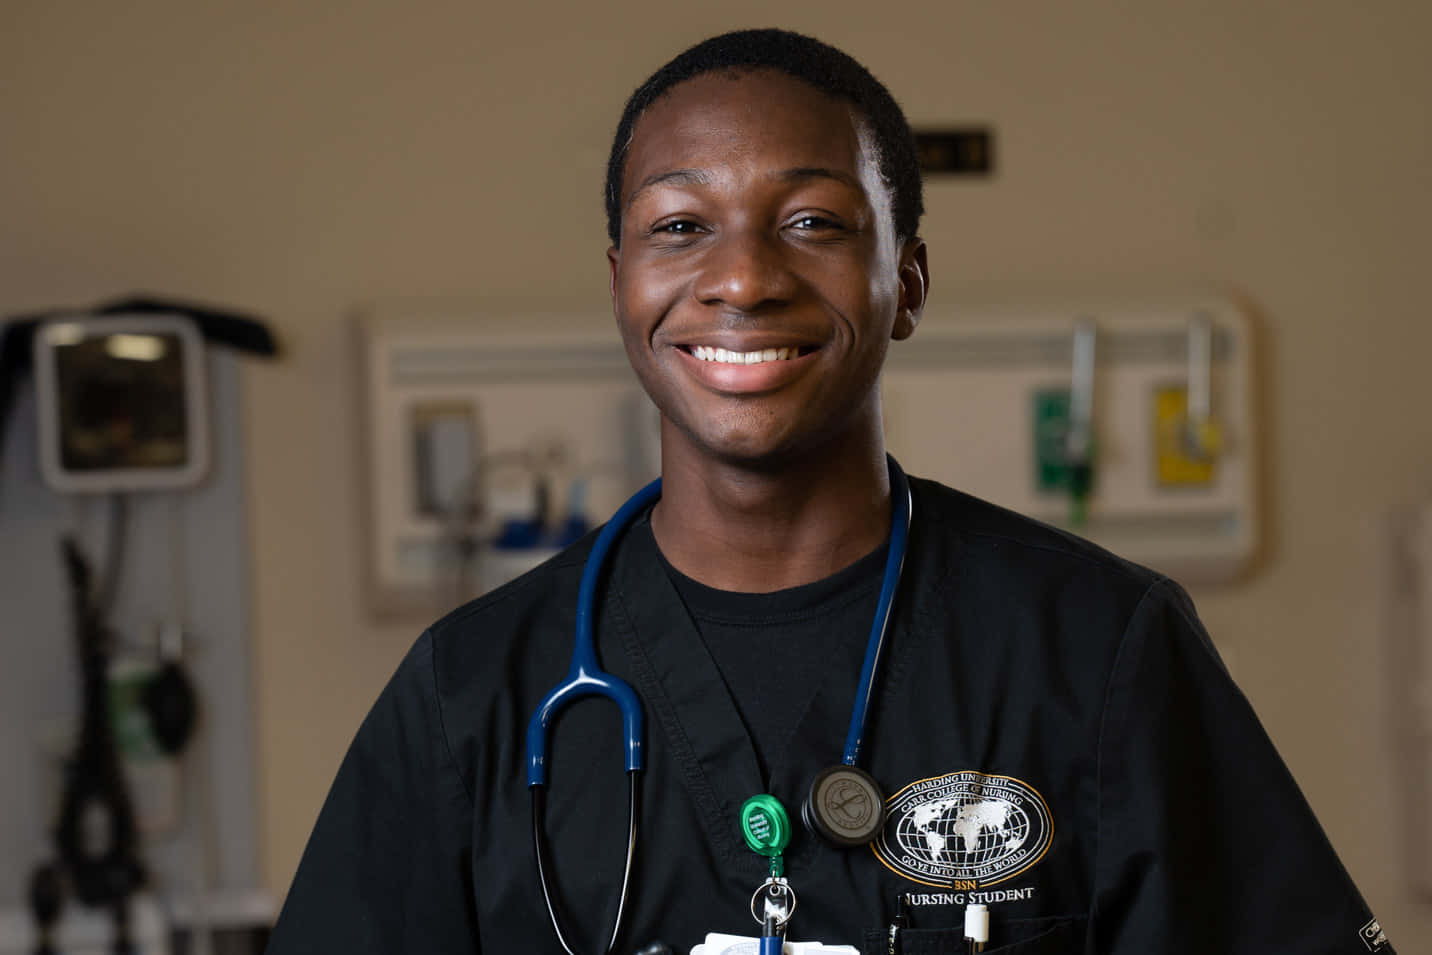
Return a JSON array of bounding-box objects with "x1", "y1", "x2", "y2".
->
[{"x1": 887, "y1": 893, "x2": 909, "y2": 955}]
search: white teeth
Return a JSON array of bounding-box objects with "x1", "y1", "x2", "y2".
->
[{"x1": 691, "y1": 345, "x2": 800, "y2": 365}]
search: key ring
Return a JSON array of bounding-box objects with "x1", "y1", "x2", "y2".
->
[{"x1": 749, "y1": 877, "x2": 797, "y2": 928}]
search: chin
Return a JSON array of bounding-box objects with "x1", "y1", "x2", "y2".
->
[{"x1": 680, "y1": 420, "x2": 840, "y2": 473}]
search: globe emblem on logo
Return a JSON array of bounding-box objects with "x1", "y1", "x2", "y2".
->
[
  {"x1": 895, "y1": 797, "x2": 1028, "y2": 865},
  {"x1": 823, "y1": 778, "x2": 874, "y2": 828},
  {"x1": 872, "y1": 771, "x2": 1053, "y2": 887}
]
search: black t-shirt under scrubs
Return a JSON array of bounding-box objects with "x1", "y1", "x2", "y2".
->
[{"x1": 658, "y1": 531, "x2": 886, "y2": 785}]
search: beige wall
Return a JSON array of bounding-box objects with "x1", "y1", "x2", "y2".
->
[{"x1": 4, "y1": 0, "x2": 1429, "y2": 944}]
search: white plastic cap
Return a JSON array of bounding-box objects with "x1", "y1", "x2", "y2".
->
[{"x1": 964, "y1": 904, "x2": 990, "y2": 943}]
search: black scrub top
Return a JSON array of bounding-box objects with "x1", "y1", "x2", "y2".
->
[{"x1": 267, "y1": 478, "x2": 1393, "y2": 954}]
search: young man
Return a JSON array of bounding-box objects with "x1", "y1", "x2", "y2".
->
[{"x1": 268, "y1": 30, "x2": 1392, "y2": 954}]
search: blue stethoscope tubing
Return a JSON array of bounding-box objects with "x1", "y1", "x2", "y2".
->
[
  {"x1": 526, "y1": 457, "x2": 912, "y2": 954},
  {"x1": 527, "y1": 476, "x2": 662, "y2": 787},
  {"x1": 527, "y1": 477, "x2": 661, "y2": 955},
  {"x1": 844, "y1": 458, "x2": 911, "y2": 767}
]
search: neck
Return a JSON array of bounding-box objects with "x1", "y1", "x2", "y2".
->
[{"x1": 650, "y1": 429, "x2": 892, "y2": 593}]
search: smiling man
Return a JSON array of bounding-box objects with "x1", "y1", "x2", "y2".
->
[
  {"x1": 608, "y1": 57, "x2": 926, "y2": 594},
  {"x1": 267, "y1": 29, "x2": 1392, "y2": 955}
]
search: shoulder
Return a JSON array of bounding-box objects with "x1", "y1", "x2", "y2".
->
[
  {"x1": 429, "y1": 532, "x2": 596, "y2": 637},
  {"x1": 420, "y1": 530, "x2": 602, "y2": 695},
  {"x1": 909, "y1": 475, "x2": 1159, "y2": 591},
  {"x1": 908, "y1": 475, "x2": 1166, "y2": 608},
  {"x1": 904, "y1": 475, "x2": 1197, "y2": 673}
]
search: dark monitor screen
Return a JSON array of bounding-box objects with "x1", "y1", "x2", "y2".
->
[
  {"x1": 35, "y1": 316, "x2": 209, "y2": 492},
  {"x1": 53, "y1": 332, "x2": 191, "y2": 471}
]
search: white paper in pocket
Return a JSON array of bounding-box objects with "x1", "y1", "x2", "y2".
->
[{"x1": 689, "y1": 932, "x2": 860, "y2": 955}]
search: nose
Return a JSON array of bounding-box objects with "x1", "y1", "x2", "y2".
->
[{"x1": 692, "y1": 227, "x2": 798, "y2": 312}]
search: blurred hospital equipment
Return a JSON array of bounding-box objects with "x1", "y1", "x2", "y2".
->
[
  {"x1": 0, "y1": 299, "x2": 278, "y2": 954},
  {"x1": 357, "y1": 291, "x2": 1258, "y2": 616}
]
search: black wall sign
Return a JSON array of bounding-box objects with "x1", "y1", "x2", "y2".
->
[{"x1": 913, "y1": 128, "x2": 995, "y2": 177}]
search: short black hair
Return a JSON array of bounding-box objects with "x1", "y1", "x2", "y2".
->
[{"x1": 605, "y1": 28, "x2": 924, "y2": 246}]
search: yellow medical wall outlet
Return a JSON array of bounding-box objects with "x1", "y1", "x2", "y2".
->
[{"x1": 1153, "y1": 385, "x2": 1219, "y2": 486}]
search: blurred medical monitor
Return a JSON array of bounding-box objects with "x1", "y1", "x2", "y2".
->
[{"x1": 32, "y1": 314, "x2": 210, "y2": 492}]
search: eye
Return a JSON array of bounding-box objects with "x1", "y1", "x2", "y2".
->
[
  {"x1": 786, "y1": 214, "x2": 845, "y2": 233},
  {"x1": 650, "y1": 219, "x2": 705, "y2": 236}
]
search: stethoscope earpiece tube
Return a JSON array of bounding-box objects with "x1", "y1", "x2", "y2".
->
[
  {"x1": 532, "y1": 787, "x2": 578, "y2": 955},
  {"x1": 526, "y1": 478, "x2": 662, "y2": 787},
  {"x1": 528, "y1": 479, "x2": 659, "y2": 954},
  {"x1": 801, "y1": 458, "x2": 910, "y2": 847},
  {"x1": 840, "y1": 458, "x2": 911, "y2": 768},
  {"x1": 532, "y1": 772, "x2": 642, "y2": 955}
]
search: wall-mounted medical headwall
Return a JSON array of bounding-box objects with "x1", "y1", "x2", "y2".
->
[
  {"x1": 360, "y1": 315, "x2": 662, "y2": 616},
  {"x1": 886, "y1": 293, "x2": 1257, "y2": 584},
  {"x1": 32, "y1": 314, "x2": 210, "y2": 493},
  {"x1": 360, "y1": 292, "x2": 1257, "y2": 615}
]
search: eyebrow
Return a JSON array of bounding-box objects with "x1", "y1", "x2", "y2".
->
[
  {"x1": 624, "y1": 165, "x2": 866, "y2": 211},
  {"x1": 624, "y1": 169, "x2": 712, "y2": 211},
  {"x1": 776, "y1": 166, "x2": 864, "y2": 192}
]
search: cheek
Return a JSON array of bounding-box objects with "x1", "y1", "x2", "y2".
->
[
  {"x1": 616, "y1": 258, "x2": 685, "y2": 325},
  {"x1": 816, "y1": 237, "x2": 886, "y2": 290},
  {"x1": 810, "y1": 256, "x2": 892, "y2": 335}
]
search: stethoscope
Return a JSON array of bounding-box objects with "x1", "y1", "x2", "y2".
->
[{"x1": 526, "y1": 457, "x2": 912, "y2": 954}]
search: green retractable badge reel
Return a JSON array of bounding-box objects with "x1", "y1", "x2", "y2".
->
[
  {"x1": 741, "y1": 794, "x2": 791, "y2": 875},
  {"x1": 741, "y1": 794, "x2": 798, "y2": 934}
]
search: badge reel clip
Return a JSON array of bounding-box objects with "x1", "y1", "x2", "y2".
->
[{"x1": 688, "y1": 797, "x2": 859, "y2": 955}]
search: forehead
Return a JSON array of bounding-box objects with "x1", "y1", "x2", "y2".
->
[{"x1": 621, "y1": 68, "x2": 874, "y2": 201}]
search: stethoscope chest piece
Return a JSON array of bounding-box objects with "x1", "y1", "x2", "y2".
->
[{"x1": 801, "y1": 764, "x2": 886, "y2": 847}]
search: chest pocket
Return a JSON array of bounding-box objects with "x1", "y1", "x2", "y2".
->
[{"x1": 862, "y1": 916, "x2": 1086, "y2": 954}]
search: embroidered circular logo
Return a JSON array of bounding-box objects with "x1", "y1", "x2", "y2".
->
[{"x1": 871, "y1": 771, "x2": 1054, "y2": 887}]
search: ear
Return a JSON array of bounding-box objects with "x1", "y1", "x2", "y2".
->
[
  {"x1": 891, "y1": 239, "x2": 929, "y2": 341},
  {"x1": 607, "y1": 245, "x2": 621, "y2": 309}
]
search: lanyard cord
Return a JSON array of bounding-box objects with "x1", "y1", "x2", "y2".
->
[{"x1": 532, "y1": 772, "x2": 641, "y2": 955}]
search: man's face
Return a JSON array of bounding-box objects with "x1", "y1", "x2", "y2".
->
[{"x1": 609, "y1": 68, "x2": 927, "y2": 469}]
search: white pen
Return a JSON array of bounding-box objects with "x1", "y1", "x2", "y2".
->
[{"x1": 964, "y1": 903, "x2": 989, "y2": 954}]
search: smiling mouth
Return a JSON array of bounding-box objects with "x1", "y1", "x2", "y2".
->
[{"x1": 685, "y1": 345, "x2": 817, "y2": 364}]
